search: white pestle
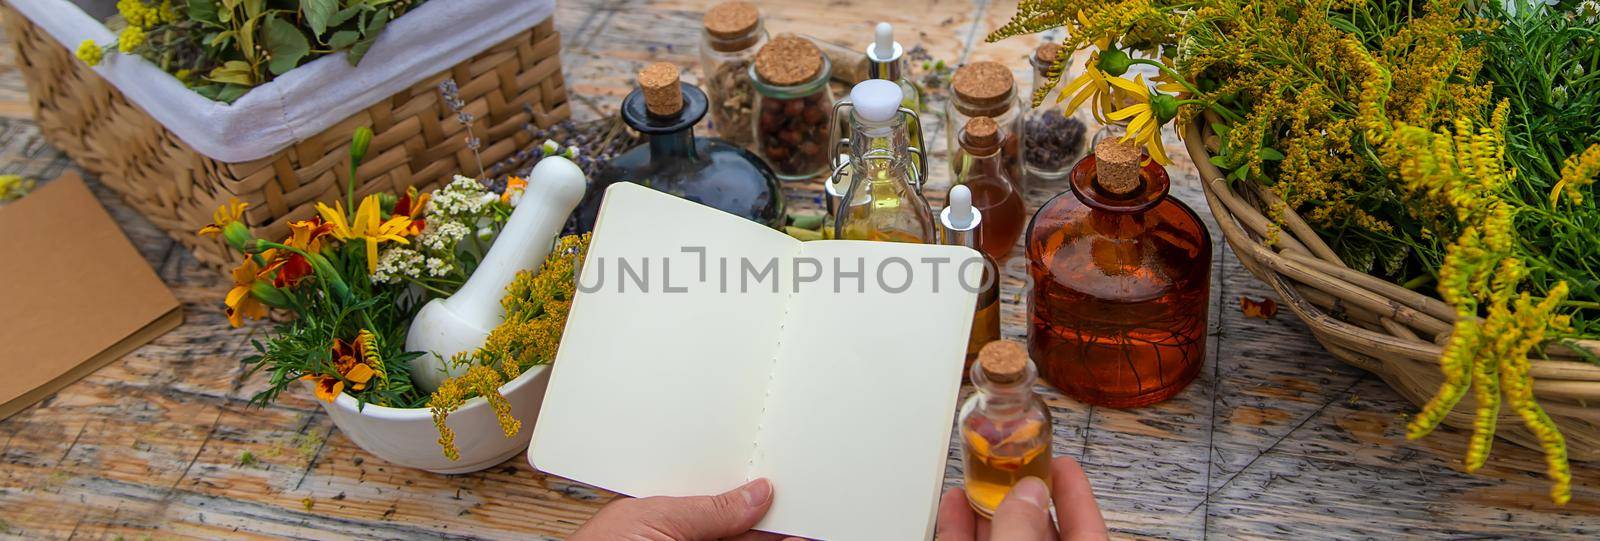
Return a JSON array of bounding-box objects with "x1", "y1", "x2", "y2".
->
[{"x1": 406, "y1": 156, "x2": 588, "y2": 393}]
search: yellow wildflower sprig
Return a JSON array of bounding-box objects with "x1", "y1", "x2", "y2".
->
[
  {"x1": 429, "y1": 234, "x2": 590, "y2": 460},
  {"x1": 1388, "y1": 113, "x2": 1574, "y2": 504},
  {"x1": 1551, "y1": 143, "x2": 1600, "y2": 206}
]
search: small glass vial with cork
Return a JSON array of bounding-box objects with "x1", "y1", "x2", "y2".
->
[
  {"x1": 953, "y1": 116, "x2": 1027, "y2": 262},
  {"x1": 941, "y1": 184, "x2": 1000, "y2": 378},
  {"x1": 751, "y1": 35, "x2": 834, "y2": 180},
  {"x1": 1023, "y1": 42, "x2": 1087, "y2": 181},
  {"x1": 959, "y1": 340, "x2": 1054, "y2": 518},
  {"x1": 945, "y1": 61, "x2": 1025, "y2": 187},
  {"x1": 575, "y1": 62, "x2": 783, "y2": 231},
  {"x1": 1026, "y1": 138, "x2": 1211, "y2": 407},
  {"x1": 699, "y1": 1, "x2": 768, "y2": 148}
]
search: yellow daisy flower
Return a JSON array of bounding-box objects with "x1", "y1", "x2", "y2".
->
[{"x1": 1104, "y1": 75, "x2": 1171, "y2": 165}]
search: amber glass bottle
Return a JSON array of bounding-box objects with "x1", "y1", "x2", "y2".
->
[
  {"x1": 953, "y1": 116, "x2": 1027, "y2": 262},
  {"x1": 1025, "y1": 139, "x2": 1211, "y2": 408},
  {"x1": 959, "y1": 340, "x2": 1053, "y2": 518}
]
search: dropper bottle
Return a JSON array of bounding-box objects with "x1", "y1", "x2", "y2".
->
[
  {"x1": 942, "y1": 184, "x2": 1001, "y2": 378},
  {"x1": 866, "y1": 22, "x2": 925, "y2": 183}
]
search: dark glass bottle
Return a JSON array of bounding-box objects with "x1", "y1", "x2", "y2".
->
[
  {"x1": 575, "y1": 63, "x2": 783, "y2": 231},
  {"x1": 1026, "y1": 140, "x2": 1211, "y2": 408}
]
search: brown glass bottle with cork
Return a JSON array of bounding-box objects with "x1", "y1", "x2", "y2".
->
[
  {"x1": 959, "y1": 340, "x2": 1053, "y2": 517},
  {"x1": 1026, "y1": 139, "x2": 1211, "y2": 408},
  {"x1": 574, "y1": 63, "x2": 783, "y2": 231},
  {"x1": 953, "y1": 116, "x2": 1027, "y2": 263},
  {"x1": 945, "y1": 61, "x2": 1025, "y2": 186}
]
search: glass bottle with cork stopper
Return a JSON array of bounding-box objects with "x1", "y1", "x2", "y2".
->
[
  {"x1": 941, "y1": 184, "x2": 1000, "y2": 378},
  {"x1": 945, "y1": 61, "x2": 1025, "y2": 187},
  {"x1": 832, "y1": 79, "x2": 935, "y2": 243},
  {"x1": 1023, "y1": 42, "x2": 1087, "y2": 181},
  {"x1": 751, "y1": 35, "x2": 834, "y2": 180},
  {"x1": 699, "y1": 1, "x2": 768, "y2": 148},
  {"x1": 953, "y1": 116, "x2": 1026, "y2": 262},
  {"x1": 1025, "y1": 138, "x2": 1211, "y2": 407},
  {"x1": 959, "y1": 340, "x2": 1054, "y2": 518},
  {"x1": 575, "y1": 62, "x2": 783, "y2": 231}
]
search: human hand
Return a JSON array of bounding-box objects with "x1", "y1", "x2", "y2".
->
[
  {"x1": 936, "y1": 456, "x2": 1109, "y2": 541},
  {"x1": 570, "y1": 478, "x2": 805, "y2": 541}
]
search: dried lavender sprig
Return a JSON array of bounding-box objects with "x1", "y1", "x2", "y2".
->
[{"x1": 439, "y1": 78, "x2": 485, "y2": 177}]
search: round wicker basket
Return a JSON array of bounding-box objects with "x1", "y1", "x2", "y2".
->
[{"x1": 1182, "y1": 119, "x2": 1600, "y2": 460}]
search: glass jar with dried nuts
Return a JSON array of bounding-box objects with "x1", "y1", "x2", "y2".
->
[
  {"x1": 945, "y1": 61, "x2": 1026, "y2": 187},
  {"x1": 699, "y1": 1, "x2": 767, "y2": 148},
  {"x1": 750, "y1": 35, "x2": 834, "y2": 180}
]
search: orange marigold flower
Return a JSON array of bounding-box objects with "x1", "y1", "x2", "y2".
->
[
  {"x1": 394, "y1": 187, "x2": 431, "y2": 235},
  {"x1": 223, "y1": 256, "x2": 269, "y2": 327},
  {"x1": 304, "y1": 334, "x2": 383, "y2": 402}
]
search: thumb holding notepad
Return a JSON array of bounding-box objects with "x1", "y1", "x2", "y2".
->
[{"x1": 572, "y1": 478, "x2": 805, "y2": 541}]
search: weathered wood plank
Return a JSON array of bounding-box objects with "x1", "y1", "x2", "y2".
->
[{"x1": 0, "y1": 1, "x2": 1597, "y2": 539}]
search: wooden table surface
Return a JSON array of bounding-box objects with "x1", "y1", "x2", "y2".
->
[{"x1": 2, "y1": 1, "x2": 1597, "y2": 539}]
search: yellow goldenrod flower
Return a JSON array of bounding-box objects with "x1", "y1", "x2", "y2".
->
[
  {"x1": 117, "y1": 25, "x2": 146, "y2": 53},
  {"x1": 224, "y1": 256, "x2": 269, "y2": 327},
  {"x1": 316, "y1": 195, "x2": 413, "y2": 274},
  {"x1": 1551, "y1": 143, "x2": 1600, "y2": 206},
  {"x1": 1076, "y1": 9, "x2": 1114, "y2": 50},
  {"x1": 75, "y1": 40, "x2": 103, "y2": 66}
]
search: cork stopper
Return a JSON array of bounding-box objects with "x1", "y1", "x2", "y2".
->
[
  {"x1": 638, "y1": 62, "x2": 683, "y2": 117},
  {"x1": 951, "y1": 61, "x2": 1015, "y2": 115},
  {"x1": 703, "y1": 2, "x2": 760, "y2": 39},
  {"x1": 1094, "y1": 138, "x2": 1143, "y2": 196},
  {"x1": 977, "y1": 340, "x2": 1029, "y2": 384},
  {"x1": 755, "y1": 35, "x2": 824, "y2": 86},
  {"x1": 959, "y1": 116, "x2": 1000, "y2": 154},
  {"x1": 1034, "y1": 43, "x2": 1062, "y2": 65}
]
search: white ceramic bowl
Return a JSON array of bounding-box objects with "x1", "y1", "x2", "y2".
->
[{"x1": 313, "y1": 364, "x2": 552, "y2": 474}]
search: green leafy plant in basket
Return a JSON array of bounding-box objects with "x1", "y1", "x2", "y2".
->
[
  {"x1": 989, "y1": 0, "x2": 1600, "y2": 503},
  {"x1": 76, "y1": 0, "x2": 426, "y2": 102}
]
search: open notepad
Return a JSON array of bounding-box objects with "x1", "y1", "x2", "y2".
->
[{"x1": 530, "y1": 183, "x2": 981, "y2": 540}]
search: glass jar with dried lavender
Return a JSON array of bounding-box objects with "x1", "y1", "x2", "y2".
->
[
  {"x1": 750, "y1": 35, "x2": 834, "y2": 180},
  {"x1": 945, "y1": 61, "x2": 1025, "y2": 187},
  {"x1": 699, "y1": 1, "x2": 767, "y2": 148},
  {"x1": 1022, "y1": 43, "x2": 1086, "y2": 181}
]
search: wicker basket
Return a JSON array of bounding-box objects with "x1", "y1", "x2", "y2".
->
[
  {"x1": 0, "y1": 2, "x2": 570, "y2": 268},
  {"x1": 1182, "y1": 119, "x2": 1600, "y2": 460}
]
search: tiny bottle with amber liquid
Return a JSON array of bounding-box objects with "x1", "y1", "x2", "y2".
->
[
  {"x1": 959, "y1": 340, "x2": 1053, "y2": 517},
  {"x1": 953, "y1": 116, "x2": 1027, "y2": 262},
  {"x1": 941, "y1": 184, "x2": 1001, "y2": 379},
  {"x1": 1026, "y1": 139, "x2": 1211, "y2": 408}
]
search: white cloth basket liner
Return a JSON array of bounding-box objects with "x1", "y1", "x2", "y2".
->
[{"x1": 8, "y1": 0, "x2": 556, "y2": 162}]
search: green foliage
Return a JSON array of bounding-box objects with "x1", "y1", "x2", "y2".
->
[
  {"x1": 243, "y1": 238, "x2": 427, "y2": 409},
  {"x1": 97, "y1": 0, "x2": 426, "y2": 103},
  {"x1": 1478, "y1": 5, "x2": 1600, "y2": 336}
]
